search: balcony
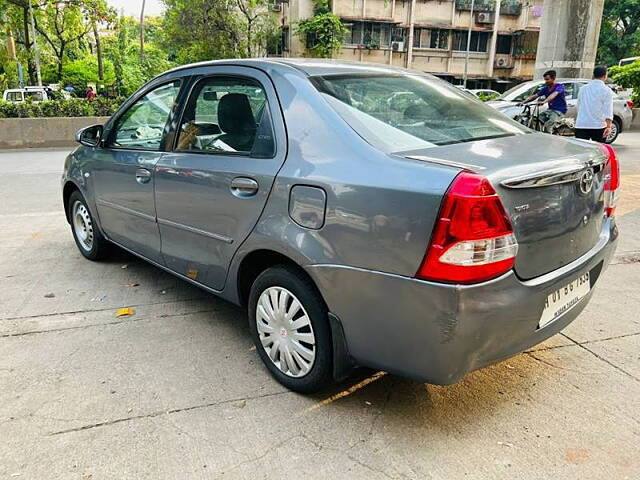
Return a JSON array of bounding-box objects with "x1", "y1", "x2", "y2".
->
[{"x1": 455, "y1": 0, "x2": 523, "y2": 16}]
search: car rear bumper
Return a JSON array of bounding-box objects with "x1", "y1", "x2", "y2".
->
[{"x1": 307, "y1": 217, "x2": 618, "y2": 385}]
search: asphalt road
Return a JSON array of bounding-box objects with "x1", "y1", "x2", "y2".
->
[{"x1": 1, "y1": 135, "x2": 639, "y2": 479}]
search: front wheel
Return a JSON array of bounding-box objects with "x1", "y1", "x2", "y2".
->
[
  {"x1": 248, "y1": 266, "x2": 333, "y2": 393},
  {"x1": 604, "y1": 118, "x2": 621, "y2": 144},
  {"x1": 67, "y1": 190, "x2": 111, "y2": 261}
]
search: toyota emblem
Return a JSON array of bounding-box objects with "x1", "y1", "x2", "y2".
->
[{"x1": 579, "y1": 169, "x2": 594, "y2": 195}]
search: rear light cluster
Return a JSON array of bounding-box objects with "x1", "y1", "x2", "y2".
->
[
  {"x1": 602, "y1": 143, "x2": 620, "y2": 217},
  {"x1": 627, "y1": 100, "x2": 634, "y2": 110},
  {"x1": 416, "y1": 172, "x2": 518, "y2": 284}
]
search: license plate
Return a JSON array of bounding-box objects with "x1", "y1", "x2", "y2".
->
[{"x1": 539, "y1": 272, "x2": 590, "y2": 329}]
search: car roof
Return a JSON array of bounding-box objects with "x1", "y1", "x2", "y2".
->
[{"x1": 165, "y1": 58, "x2": 433, "y2": 78}]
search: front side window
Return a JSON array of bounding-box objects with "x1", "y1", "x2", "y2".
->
[
  {"x1": 175, "y1": 76, "x2": 274, "y2": 156},
  {"x1": 109, "y1": 80, "x2": 182, "y2": 150},
  {"x1": 25, "y1": 91, "x2": 44, "y2": 101},
  {"x1": 313, "y1": 74, "x2": 527, "y2": 152}
]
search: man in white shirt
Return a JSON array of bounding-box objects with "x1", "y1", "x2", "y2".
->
[{"x1": 575, "y1": 66, "x2": 614, "y2": 143}]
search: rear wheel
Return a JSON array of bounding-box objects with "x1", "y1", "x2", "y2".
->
[
  {"x1": 248, "y1": 266, "x2": 333, "y2": 393},
  {"x1": 605, "y1": 118, "x2": 621, "y2": 144},
  {"x1": 68, "y1": 190, "x2": 110, "y2": 261}
]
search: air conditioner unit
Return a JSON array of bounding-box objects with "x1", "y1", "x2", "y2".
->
[
  {"x1": 495, "y1": 57, "x2": 514, "y2": 68},
  {"x1": 391, "y1": 41, "x2": 405, "y2": 52},
  {"x1": 270, "y1": 4, "x2": 282, "y2": 11},
  {"x1": 476, "y1": 12, "x2": 494, "y2": 24}
]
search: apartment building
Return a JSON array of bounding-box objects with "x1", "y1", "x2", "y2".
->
[{"x1": 272, "y1": 0, "x2": 544, "y2": 91}]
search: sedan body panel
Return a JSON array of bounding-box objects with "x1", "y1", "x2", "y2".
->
[
  {"x1": 92, "y1": 150, "x2": 164, "y2": 263},
  {"x1": 400, "y1": 133, "x2": 607, "y2": 279},
  {"x1": 307, "y1": 218, "x2": 617, "y2": 384}
]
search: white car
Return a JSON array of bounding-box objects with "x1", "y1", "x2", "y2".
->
[
  {"x1": 2, "y1": 86, "x2": 50, "y2": 103},
  {"x1": 487, "y1": 78, "x2": 633, "y2": 143}
]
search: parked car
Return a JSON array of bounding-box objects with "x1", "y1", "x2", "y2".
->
[
  {"x1": 487, "y1": 78, "x2": 633, "y2": 143},
  {"x1": 2, "y1": 86, "x2": 50, "y2": 103},
  {"x1": 63, "y1": 59, "x2": 620, "y2": 393}
]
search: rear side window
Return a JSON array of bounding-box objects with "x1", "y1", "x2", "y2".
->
[
  {"x1": 175, "y1": 76, "x2": 275, "y2": 157},
  {"x1": 6, "y1": 91, "x2": 23, "y2": 102},
  {"x1": 313, "y1": 74, "x2": 526, "y2": 151}
]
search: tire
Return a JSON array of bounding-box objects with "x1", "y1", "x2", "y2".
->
[
  {"x1": 604, "y1": 118, "x2": 621, "y2": 144},
  {"x1": 67, "y1": 190, "x2": 111, "y2": 261},
  {"x1": 248, "y1": 265, "x2": 333, "y2": 393}
]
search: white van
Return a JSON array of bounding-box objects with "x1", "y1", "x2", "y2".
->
[{"x1": 2, "y1": 86, "x2": 50, "y2": 103}]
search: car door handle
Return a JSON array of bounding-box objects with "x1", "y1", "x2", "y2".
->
[
  {"x1": 230, "y1": 177, "x2": 259, "y2": 197},
  {"x1": 135, "y1": 168, "x2": 152, "y2": 184}
]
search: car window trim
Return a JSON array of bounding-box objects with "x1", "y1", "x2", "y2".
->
[
  {"x1": 104, "y1": 78, "x2": 187, "y2": 153},
  {"x1": 170, "y1": 73, "x2": 277, "y2": 159}
]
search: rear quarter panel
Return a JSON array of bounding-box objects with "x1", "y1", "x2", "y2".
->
[{"x1": 229, "y1": 65, "x2": 460, "y2": 289}]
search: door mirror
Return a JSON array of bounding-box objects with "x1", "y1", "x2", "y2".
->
[{"x1": 75, "y1": 124, "x2": 103, "y2": 147}]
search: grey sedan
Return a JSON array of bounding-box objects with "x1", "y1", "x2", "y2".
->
[
  {"x1": 487, "y1": 78, "x2": 633, "y2": 143},
  {"x1": 63, "y1": 60, "x2": 619, "y2": 392}
]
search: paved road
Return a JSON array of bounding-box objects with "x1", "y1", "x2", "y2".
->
[{"x1": 1, "y1": 136, "x2": 639, "y2": 479}]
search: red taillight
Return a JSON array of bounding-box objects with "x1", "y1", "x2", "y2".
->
[
  {"x1": 602, "y1": 143, "x2": 620, "y2": 217},
  {"x1": 627, "y1": 100, "x2": 634, "y2": 109},
  {"x1": 416, "y1": 172, "x2": 518, "y2": 284}
]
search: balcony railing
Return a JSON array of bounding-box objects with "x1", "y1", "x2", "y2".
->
[{"x1": 455, "y1": 0, "x2": 523, "y2": 16}]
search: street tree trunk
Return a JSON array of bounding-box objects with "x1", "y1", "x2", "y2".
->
[
  {"x1": 22, "y1": 7, "x2": 36, "y2": 85},
  {"x1": 93, "y1": 22, "x2": 104, "y2": 82},
  {"x1": 140, "y1": 0, "x2": 146, "y2": 62}
]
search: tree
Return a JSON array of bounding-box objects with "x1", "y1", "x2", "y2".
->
[
  {"x1": 235, "y1": 0, "x2": 277, "y2": 57},
  {"x1": 1, "y1": 0, "x2": 39, "y2": 84},
  {"x1": 597, "y1": 0, "x2": 640, "y2": 65},
  {"x1": 161, "y1": 0, "x2": 278, "y2": 61},
  {"x1": 609, "y1": 61, "x2": 640, "y2": 103},
  {"x1": 32, "y1": 0, "x2": 112, "y2": 81},
  {"x1": 161, "y1": 0, "x2": 241, "y2": 63},
  {"x1": 294, "y1": 0, "x2": 345, "y2": 58}
]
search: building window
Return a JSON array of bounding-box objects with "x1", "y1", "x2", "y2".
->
[
  {"x1": 267, "y1": 27, "x2": 289, "y2": 56},
  {"x1": 452, "y1": 30, "x2": 490, "y2": 52},
  {"x1": 342, "y1": 21, "x2": 392, "y2": 47},
  {"x1": 496, "y1": 34, "x2": 512, "y2": 54},
  {"x1": 413, "y1": 28, "x2": 449, "y2": 49}
]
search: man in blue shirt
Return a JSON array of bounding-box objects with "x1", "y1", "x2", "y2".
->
[{"x1": 519, "y1": 70, "x2": 568, "y2": 133}]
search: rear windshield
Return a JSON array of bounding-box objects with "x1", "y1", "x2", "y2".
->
[{"x1": 313, "y1": 74, "x2": 527, "y2": 152}]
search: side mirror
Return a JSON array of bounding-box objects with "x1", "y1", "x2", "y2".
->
[{"x1": 75, "y1": 124, "x2": 103, "y2": 147}]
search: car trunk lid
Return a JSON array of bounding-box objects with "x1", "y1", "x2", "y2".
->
[{"x1": 400, "y1": 133, "x2": 608, "y2": 280}]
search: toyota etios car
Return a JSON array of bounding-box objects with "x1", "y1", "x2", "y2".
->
[{"x1": 63, "y1": 59, "x2": 619, "y2": 393}]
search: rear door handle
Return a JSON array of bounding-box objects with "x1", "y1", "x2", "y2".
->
[
  {"x1": 230, "y1": 177, "x2": 259, "y2": 197},
  {"x1": 136, "y1": 168, "x2": 152, "y2": 184}
]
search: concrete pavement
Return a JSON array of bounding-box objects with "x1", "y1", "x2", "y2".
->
[{"x1": 1, "y1": 136, "x2": 639, "y2": 479}]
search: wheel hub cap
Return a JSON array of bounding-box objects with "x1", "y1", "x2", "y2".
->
[
  {"x1": 256, "y1": 287, "x2": 316, "y2": 378},
  {"x1": 72, "y1": 200, "x2": 94, "y2": 252}
]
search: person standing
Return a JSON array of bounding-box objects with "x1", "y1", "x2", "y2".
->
[
  {"x1": 519, "y1": 70, "x2": 568, "y2": 133},
  {"x1": 575, "y1": 66, "x2": 615, "y2": 143},
  {"x1": 85, "y1": 86, "x2": 96, "y2": 100}
]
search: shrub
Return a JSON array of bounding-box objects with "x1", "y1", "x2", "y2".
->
[{"x1": 0, "y1": 98, "x2": 124, "y2": 118}]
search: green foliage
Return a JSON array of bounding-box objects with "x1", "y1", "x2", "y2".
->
[
  {"x1": 295, "y1": 13, "x2": 346, "y2": 58},
  {"x1": 0, "y1": 97, "x2": 123, "y2": 118},
  {"x1": 161, "y1": 0, "x2": 242, "y2": 62},
  {"x1": 477, "y1": 92, "x2": 500, "y2": 102},
  {"x1": 609, "y1": 61, "x2": 640, "y2": 103},
  {"x1": 597, "y1": 0, "x2": 640, "y2": 65}
]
